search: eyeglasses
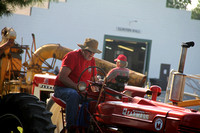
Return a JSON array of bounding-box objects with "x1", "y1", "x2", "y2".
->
[{"x1": 85, "y1": 49, "x2": 95, "y2": 54}]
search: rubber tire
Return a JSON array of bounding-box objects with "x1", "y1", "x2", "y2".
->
[{"x1": 0, "y1": 93, "x2": 56, "y2": 133}]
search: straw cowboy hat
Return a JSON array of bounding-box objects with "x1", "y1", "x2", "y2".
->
[{"x1": 77, "y1": 38, "x2": 102, "y2": 54}]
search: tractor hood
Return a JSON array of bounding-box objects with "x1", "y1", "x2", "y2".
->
[
  {"x1": 178, "y1": 113, "x2": 200, "y2": 132},
  {"x1": 95, "y1": 96, "x2": 200, "y2": 133}
]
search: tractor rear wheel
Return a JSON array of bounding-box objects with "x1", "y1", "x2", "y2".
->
[{"x1": 0, "y1": 93, "x2": 56, "y2": 133}]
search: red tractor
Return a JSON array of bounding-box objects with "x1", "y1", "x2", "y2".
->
[
  {"x1": 33, "y1": 64, "x2": 200, "y2": 133},
  {"x1": 32, "y1": 42, "x2": 200, "y2": 133}
]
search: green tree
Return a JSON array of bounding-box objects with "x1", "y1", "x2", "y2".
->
[
  {"x1": 0, "y1": 0, "x2": 57, "y2": 17},
  {"x1": 166, "y1": 0, "x2": 192, "y2": 10},
  {"x1": 191, "y1": 1, "x2": 200, "y2": 19},
  {"x1": 166, "y1": 0, "x2": 200, "y2": 20}
]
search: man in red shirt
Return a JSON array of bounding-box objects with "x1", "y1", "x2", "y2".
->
[
  {"x1": 106, "y1": 54, "x2": 129, "y2": 92},
  {"x1": 54, "y1": 38, "x2": 101, "y2": 133}
]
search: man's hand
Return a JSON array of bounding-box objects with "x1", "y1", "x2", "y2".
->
[{"x1": 91, "y1": 85, "x2": 99, "y2": 92}]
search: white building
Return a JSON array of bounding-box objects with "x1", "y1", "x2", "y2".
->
[{"x1": 0, "y1": 0, "x2": 200, "y2": 84}]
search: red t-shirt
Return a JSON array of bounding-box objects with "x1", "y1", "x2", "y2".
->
[{"x1": 54, "y1": 49, "x2": 97, "y2": 87}]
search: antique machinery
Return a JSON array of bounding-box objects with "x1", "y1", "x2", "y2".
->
[{"x1": 0, "y1": 27, "x2": 55, "y2": 133}]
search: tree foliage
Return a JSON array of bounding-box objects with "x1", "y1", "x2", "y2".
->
[
  {"x1": 191, "y1": 2, "x2": 200, "y2": 20},
  {"x1": 166, "y1": 0, "x2": 200, "y2": 20},
  {"x1": 166, "y1": 0, "x2": 192, "y2": 10},
  {"x1": 0, "y1": 0, "x2": 57, "y2": 17}
]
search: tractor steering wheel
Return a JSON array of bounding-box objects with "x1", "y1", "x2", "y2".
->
[
  {"x1": 78, "y1": 66, "x2": 107, "y2": 103},
  {"x1": 78, "y1": 66, "x2": 106, "y2": 83}
]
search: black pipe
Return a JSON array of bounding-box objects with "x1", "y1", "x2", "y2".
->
[{"x1": 178, "y1": 41, "x2": 194, "y2": 73}]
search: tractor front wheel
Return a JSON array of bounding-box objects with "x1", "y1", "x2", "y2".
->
[{"x1": 0, "y1": 93, "x2": 56, "y2": 133}]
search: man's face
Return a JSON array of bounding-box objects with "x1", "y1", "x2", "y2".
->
[
  {"x1": 116, "y1": 60, "x2": 120, "y2": 67},
  {"x1": 83, "y1": 49, "x2": 95, "y2": 60}
]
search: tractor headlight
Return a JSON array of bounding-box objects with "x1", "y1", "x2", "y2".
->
[{"x1": 77, "y1": 81, "x2": 86, "y2": 91}]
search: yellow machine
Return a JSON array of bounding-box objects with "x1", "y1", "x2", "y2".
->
[{"x1": 0, "y1": 27, "x2": 17, "y2": 94}]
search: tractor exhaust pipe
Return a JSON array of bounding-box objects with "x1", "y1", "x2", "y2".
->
[
  {"x1": 178, "y1": 41, "x2": 194, "y2": 73},
  {"x1": 170, "y1": 42, "x2": 194, "y2": 105}
]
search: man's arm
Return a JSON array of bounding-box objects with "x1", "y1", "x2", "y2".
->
[{"x1": 58, "y1": 66, "x2": 77, "y2": 90}]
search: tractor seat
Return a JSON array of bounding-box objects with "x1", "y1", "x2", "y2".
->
[
  {"x1": 52, "y1": 94, "x2": 66, "y2": 108},
  {"x1": 107, "y1": 75, "x2": 129, "y2": 92}
]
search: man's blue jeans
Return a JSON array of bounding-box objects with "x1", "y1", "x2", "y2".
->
[{"x1": 54, "y1": 86, "x2": 81, "y2": 129}]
